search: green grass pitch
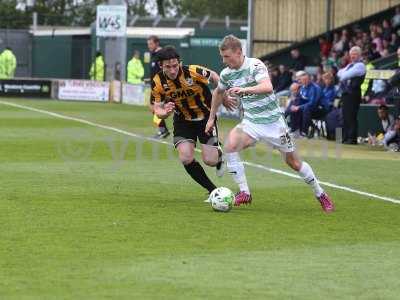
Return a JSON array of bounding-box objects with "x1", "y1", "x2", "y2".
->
[{"x1": 1, "y1": 98, "x2": 400, "y2": 299}]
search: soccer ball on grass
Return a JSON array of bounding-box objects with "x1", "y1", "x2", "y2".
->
[{"x1": 209, "y1": 187, "x2": 234, "y2": 212}]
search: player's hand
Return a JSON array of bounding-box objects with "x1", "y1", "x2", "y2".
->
[
  {"x1": 222, "y1": 93, "x2": 238, "y2": 111},
  {"x1": 164, "y1": 102, "x2": 175, "y2": 115},
  {"x1": 290, "y1": 105, "x2": 299, "y2": 112},
  {"x1": 227, "y1": 87, "x2": 244, "y2": 96},
  {"x1": 205, "y1": 118, "x2": 215, "y2": 135}
]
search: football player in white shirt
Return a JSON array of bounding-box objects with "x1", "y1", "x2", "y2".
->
[{"x1": 205, "y1": 35, "x2": 334, "y2": 213}]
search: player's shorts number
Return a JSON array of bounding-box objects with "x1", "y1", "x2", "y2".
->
[{"x1": 280, "y1": 132, "x2": 293, "y2": 148}]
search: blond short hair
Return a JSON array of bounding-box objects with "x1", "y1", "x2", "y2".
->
[
  {"x1": 322, "y1": 72, "x2": 334, "y2": 81},
  {"x1": 219, "y1": 35, "x2": 242, "y2": 51}
]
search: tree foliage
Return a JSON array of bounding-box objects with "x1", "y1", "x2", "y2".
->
[
  {"x1": 174, "y1": 0, "x2": 248, "y2": 19},
  {"x1": 0, "y1": 0, "x2": 247, "y2": 29}
]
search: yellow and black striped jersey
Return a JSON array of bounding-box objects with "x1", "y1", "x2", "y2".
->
[{"x1": 151, "y1": 65, "x2": 213, "y2": 121}]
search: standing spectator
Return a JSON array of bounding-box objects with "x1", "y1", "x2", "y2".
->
[
  {"x1": 89, "y1": 51, "x2": 104, "y2": 81},
  {"x1": 337, "y1": 46, "x2": 366, "y2": 144},
  {"x1": 382, "y1": 19, "x2": 393, "y2": 41},
  {"x1": 392, "y1": 7, "x2": 400, "y2": 31},
  {"x1": 360, "y1": 60, "x2": 374, "y2": 100},
  {"x1": 0, "y1": 47, "x2": 17, "y2": 79},
  {"x1": 127, "y1": 50, "x2": 144, "y2": 84},
  {"x1": 319, "y1": 36, "x2": 332, "y2": 58},
  {"x1": 269, "y1": 67, "x2": 280, "y2": 90},
  {"x1": 147, "y1": 35, "x2": 170, "y2": 139},
  {"x1": 275, "y1": 64, "x2": 292, "y2": 92},
  {"x1": 289, "y1": 49, "x2": 307, "y2": 71}
]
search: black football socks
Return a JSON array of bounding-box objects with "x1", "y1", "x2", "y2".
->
[{"x1": 184, "y1": 160, "x2": 216, "y2": 193}]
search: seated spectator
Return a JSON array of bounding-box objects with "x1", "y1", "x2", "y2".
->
[
  {"x1": 368, "y1": 105, "x2": 394, "y2": 145},
  {"x1": 321, "y1": 72, "x2": 337, "y2": 113},
  {"x1": 285, "y1": 82, "x2": 302, "y2": 133},
  {"x1": 377, "y1": 104, "x2": 395, "y2": 134},
  {"x1": 382, "y1": 115, "x2": 400, "y2": 151},
  {"x1": 371, "y1": 31, "x2": 383, "y2": 53},
  {"x1": 325, "y1": 50, "x2": 340, "y2": 69},
  {"x1": 365, "y1": 79, "x2": 387, "y2": 104},
  {"x1": 291, "y1": 71, "x2": 323, "y2": 136},
  {"x1": 389, "y1": 33, "x2": 400, "y2": 52}
]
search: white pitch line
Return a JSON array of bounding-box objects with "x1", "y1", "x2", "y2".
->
[{"x1": 2, "y1": 100, "x2": 400, "y2": 205}]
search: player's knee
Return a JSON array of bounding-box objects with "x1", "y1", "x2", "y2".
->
[
  {"x1": 202, "y1": 156, "x2": 217, "y2": 166},
  {"x1": 286, "y1": 157, "x2": 301, "y2": 171},
  {"x1": 181, "y1": 157, "x2": 194, "y2": 165}
]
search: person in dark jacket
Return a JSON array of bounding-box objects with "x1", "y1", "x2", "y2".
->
[
  {"x1": 337, "y1": 46, "x2": 366, "y2": 144},
  {"x1": 147, "y1": 35, "x2": 170, "y2": 139}
]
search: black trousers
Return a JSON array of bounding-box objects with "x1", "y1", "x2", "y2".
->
[{"x1": 342, "y1": 93, "x2": 361, "y2": 143}]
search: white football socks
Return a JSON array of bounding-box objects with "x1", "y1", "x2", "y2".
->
[
  {"x1": 298, "y1": 161, "x2": 323, "y2": 197},
  {"x1": 226, "y1": 152, "x2": 250, "y2": 193}
]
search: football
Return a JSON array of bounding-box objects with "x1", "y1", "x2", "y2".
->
[{"x1": 209, "y1": 187, "x2": 234, "y2": 212}]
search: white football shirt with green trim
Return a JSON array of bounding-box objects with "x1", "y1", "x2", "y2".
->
[{"x1": 218, "y1": 56, "x2": 282, "y2": 124}]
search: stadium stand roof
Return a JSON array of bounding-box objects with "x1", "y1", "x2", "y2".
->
[{"x1": 30, "y1": 26, "x2": 195, "y2": 39}]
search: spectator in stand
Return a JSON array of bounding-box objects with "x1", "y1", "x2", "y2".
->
[
  {"x1": 294, "y1": 71, "x2": 323, "y2": 136},
  {"x1": 397, "y1": 47, "x2": 400, "y2": 67},
  {"x1": 383, "y1": 115, "x2": 400, "y2": 151},
  {"x1": 284, "y1": 82, "x2": 302, "y2": 133},
  {"x1": 337, "y1": 46, "x2": 366, "y2": 144},
  {"x1": 321, "y1": 72, "x2": 337, "y2": 114},
  {"x1": 326, "y1": 50, "x2": 340, "y2": 69},
  {"x1": 339, "y1": 51, "x2": 351, "y2": 68},
  {"x1": 331, "y1": 32, "x2": 341, "y2": 53},
  {"x1": 276, "y1": 64, "x2": 292, "y2": 92},
  {"x1": 382, "y1": 19, "x2": 393, "y2": 41},
  {"x1": 314, "y1": 65, "x2": 325, "y2": 87},
  {"x1": 361, "y1": 31, "x2": 371, "y2": 47},
  {"x1": 289, "y1": 49, "x2": 307, "y2": 71},
  {"x1": 369, "y1": 43, "x2": 382, "y2": 61},
  {"x1": 319, "y1": 36, "x2": 332, "y2": 58},
  {"x1": 270, "y1": 67, "x2": 280, "y2": 90},
  {"x1": 371, "y1": 31, "x2": 383, "y2": 53},
  {"x1": 389, "y1": 33, "x2": 400, "y2": 52},
  {"x1": 392, "y1": 7, "x2": 400, "y2": 31},
  {"x1": 377, "y1": 104, "x2": 395, "y2": 134}
]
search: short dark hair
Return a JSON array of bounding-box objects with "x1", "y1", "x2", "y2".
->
[
  {"x1": 157, "y1": 46, "x2": 180, "y2": 63},
  {"x1": 378, "y1": 104, "x2": 388, "y2": 111},
  {"x1": 147, "y1": 35, "x2": 160, "y2": 44}
]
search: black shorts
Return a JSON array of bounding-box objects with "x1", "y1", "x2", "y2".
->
[{"x1": 173, "y1": 118, "x2": 219, "y2": 148}]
